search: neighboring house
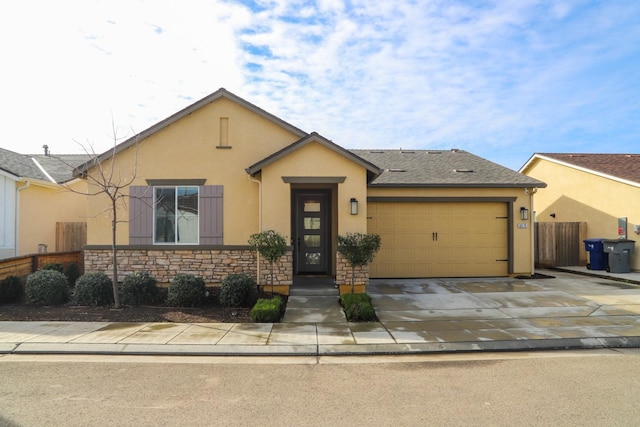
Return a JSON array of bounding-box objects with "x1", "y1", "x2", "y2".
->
[
  {"x1": 520, "y1": 153, "x2": 640, "y2": 271},
  {"x1": 0, "y1": 147, "x2": 89, "y2": 259},
  {"x1": 76, "y1": 88, "x2": 545, "y2": 293}
]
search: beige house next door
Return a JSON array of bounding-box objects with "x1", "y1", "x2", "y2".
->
[{"x1": 368, "y1": 201, "x2": 509, "y2": 278}]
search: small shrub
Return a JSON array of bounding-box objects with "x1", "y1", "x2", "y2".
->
[
  {"x1": 220, "y1": 273, "x2": 257, "y2": 308},
  {"x1": 250, "y1": 296, "x2": 283, "y2": 323},
  {"x1": 340, "y1": 293, "x2": 377, "y2": 322},
  {"x1": 0, "y1": 276, "x2": 23, "y2": 304},
  {"x1": 121, "y1": 272, "x2": 159, "y2": 306},
  {"x1": 25, "y1": 270, "x2": 69, "y2": 305},
  {"x1": 167, "y1": 274, "x2": 207, "y2": 307},
  {"x1": 74, "y1": 272, "x2": 114, "y2": 306},
  {"x1": 65, "y1": 263, "x2": 81, "y2": 287},
  {"x1": 41, "y1": 263, "x2": 64, "y2": 273}
]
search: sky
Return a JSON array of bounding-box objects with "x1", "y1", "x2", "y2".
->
[{"x1": 1, "y1": 0, "x2": 639, "y2": 171}]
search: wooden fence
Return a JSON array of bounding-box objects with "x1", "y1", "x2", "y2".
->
[
  {"x1": 56, "y1": 222, "x2": 87, "y2": 252},
  {"x1": 535, "y1": 222, "x2": 587, "y2": 268},
  {"x1": 0, "y1": 251, "x2": 83, "y2": 281}
]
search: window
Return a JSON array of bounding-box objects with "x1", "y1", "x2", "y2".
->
[
  {"x1": 154, "y1": 186, "x2": 199, "y2": 244},
  {"x1": 129, "y1": 184, "x2": 222, "y2": 245}
]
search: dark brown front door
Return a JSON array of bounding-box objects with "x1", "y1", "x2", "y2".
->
[{"x1": 293, "y1": 190, "x2": 331, "y2": 274}]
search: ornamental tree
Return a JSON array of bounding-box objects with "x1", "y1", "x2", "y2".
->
[
  {"x1": 248, "y1": 230, "x2": 288, "y2": 294},
  {"x1": 337, "y1": 232, "x2": 381, "y2": 293}
]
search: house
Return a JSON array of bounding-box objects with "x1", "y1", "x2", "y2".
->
[
  {"x1": 520, "y1": 153, "x2": 640, "y2": 271},
  {"x1": 77, "y1": 88, "x2": 546, "y2": 294},
  {"x1": 0, "y1": 147, "x2": 89, "y2": 259}
]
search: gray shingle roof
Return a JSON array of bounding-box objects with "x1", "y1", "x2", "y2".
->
[
  {"x1": 0, "y1": 148, "x2": 90, "y2": 183},
  {"x1": 351, "y1": 149, "x2": 546, "y2": 188}
]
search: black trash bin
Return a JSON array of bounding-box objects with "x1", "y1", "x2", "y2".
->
[
  {"x1": 583, "y1": 238, "x2": 608, "y2": 270},
  {"x1": 603, "y1": 239, "x2": 635, "y2": 273}
]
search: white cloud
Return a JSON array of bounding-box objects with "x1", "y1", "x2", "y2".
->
[{"x1": 1, "y1": 0, "x2": 639, "y2": 170}]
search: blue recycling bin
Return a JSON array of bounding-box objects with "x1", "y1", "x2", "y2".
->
[{"x1": 584, "y1": 238, "x2": 608, "y2": 270}]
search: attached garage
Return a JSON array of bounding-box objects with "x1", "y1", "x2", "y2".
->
[
  {"x1": 368, "y1": 200, "x2": 509, "y2": 278},
  {"x1": 351, "y1": 149, "x2": 546, "y2": 279}
]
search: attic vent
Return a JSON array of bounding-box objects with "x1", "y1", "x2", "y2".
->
[
  {"x1": 386, "y1": 168, "x2": 407, "y2": 172},
  {"x1": 369, "y1": 150, "x2": 385, "y2": 153},
  {"x1": 451, "y1": 148, "x2": 460, "y2": 152},
  {"x1": 454, "y1": 169, "x2": 474, "y2": 173},
  {"x1": 427, "y1": 151, "x2": 442, "y2": 154},
  {"x1": 401, "y1": 150, "x2": 415, "y2": 154},
  {"x1": 568, "y1": 154, "x2": 585, "y2": 157}
]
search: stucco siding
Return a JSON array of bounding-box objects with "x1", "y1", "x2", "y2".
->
[{"x1": 525, "y1": 159, "x2": 639, "y2": 270}]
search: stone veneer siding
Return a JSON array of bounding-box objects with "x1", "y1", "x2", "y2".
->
[
  {"x1": 84, "y1": 247, "x2": 293, "y2": 287},
  {"x1": 336, "y1": 252, "x2": 369, "y2": 289}
]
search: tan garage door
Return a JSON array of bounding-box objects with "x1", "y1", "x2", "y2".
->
[{"x1": 368, "y1": 202, "x2": 509, "y2": 278}]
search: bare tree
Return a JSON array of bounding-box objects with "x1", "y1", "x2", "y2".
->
[{"x1": 63, "y1": 123, "x2": 140, "y2": 308}]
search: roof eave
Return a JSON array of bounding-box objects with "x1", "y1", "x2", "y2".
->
[
  {"x1": 368, "y1": 182, "x2": 547, "y2": 188},
  {"x1": 246, "y1": 133, "x2": 383, "y2": 180}
]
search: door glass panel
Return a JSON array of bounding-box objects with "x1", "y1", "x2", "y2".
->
[
  {"x1": 305, "y1": 252, "x2": 321, "y2": 265},
  {"x1": 304, "y1": 217, "x2": 321, "y2": 230},
  {"x1": 304, "y1": 235, "x2": 321, "y2": 247},
  {"x1": 304, "y1": 202, "x2": 321, "y2": 212}
]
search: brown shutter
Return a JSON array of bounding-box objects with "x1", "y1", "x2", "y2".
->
[
  {"x1": 129, "y1": 186, "x2": 153, "y2": 245},
  {"x1": 199, "y1": 185, "x2": 223, "y2": 244}
]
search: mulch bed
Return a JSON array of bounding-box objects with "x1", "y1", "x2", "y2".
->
[{"x1": 0, "y1": 288, "x2": 285, "y2": 323}]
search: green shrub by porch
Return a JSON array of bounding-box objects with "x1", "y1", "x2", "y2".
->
[
  {"x1": 220, "y1": 273, "x2": 257, "y2": 308},
  {"x1": 25, "y1": 270, "x2": 70, "y2": 306},
  {"x1": 250, "y1": 296, "x2": 283, "y2": 323},
  {"x1": 167, "y1": 274, "x2": 207, "y2": 307},
  {"x1": 340, "y1": 293, "x2": 377, "y2": 322},
  {"x1": 74, "y1": 272, "x2": 114, "y2": 306}
]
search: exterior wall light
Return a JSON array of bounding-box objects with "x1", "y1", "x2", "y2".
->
[
  {"x1": 520, "y1": 207, "x2": 529, "y2": 220},
  {"x1": 350, "y1": 198, "x2": 358, "y2": 215}
]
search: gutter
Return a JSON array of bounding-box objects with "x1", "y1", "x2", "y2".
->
[{"x1": 15, "y1": 181, "x2": 30, "y2": 257}]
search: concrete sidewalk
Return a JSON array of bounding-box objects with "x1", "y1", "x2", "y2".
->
[{"x1": 1, "y1": 269, "x2": 640, "y2": 356}]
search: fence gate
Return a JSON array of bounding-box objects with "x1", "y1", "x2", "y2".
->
[
  {"x1": 535, "y1": 222, "x2": 587, "y2": 268},
  {"x1": 56, "y1": 222, "x2": 87, "y2": 252}
]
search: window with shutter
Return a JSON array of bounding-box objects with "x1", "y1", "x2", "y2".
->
[{"x1": 129, "y1": 185, "x2": 222, "y2": 245}]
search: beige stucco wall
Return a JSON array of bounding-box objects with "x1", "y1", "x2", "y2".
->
[
  {"x1": 85, "y1": 97, "x2": 302, "y2": 246},
  {"x1": 523, "y1": 159, "x2": 639, "y2": 270},
  {"x1": 260, "y1": 141, "x2": 369, "y2": 237},
  {"x1": 18, "y1": 179, "x2": 88, "y2": 256},
  {"x1": 366, "y1": 186, "x2": 535, "y2": 276}
]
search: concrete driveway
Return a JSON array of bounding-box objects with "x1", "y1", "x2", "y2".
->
[{"x1": 366, "y1": 268, "x2": 640, "y2": 347}]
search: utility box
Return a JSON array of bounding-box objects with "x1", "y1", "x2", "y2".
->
[
  {"x1": 603, "y1": 239, "x2": 635, "y2": 273},
  {"x1": 583, "y1": 238, "x2": 608, "y2": 270}
]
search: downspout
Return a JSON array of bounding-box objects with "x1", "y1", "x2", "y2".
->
[
  {"x1": 15, "y1": 181, "x2": 30, "y2": 257},
  {"x1": 248, "y1": 174, "x2": 262, "y2": 285},
  {"x1": 529, "y1": 187, "x2": 537, "y2": 276}
]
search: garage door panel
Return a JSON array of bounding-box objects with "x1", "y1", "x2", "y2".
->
[{"x1": 368, "y1": 202, "x2": 508, "y2": 278}]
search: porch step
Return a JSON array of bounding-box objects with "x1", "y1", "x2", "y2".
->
[
  {"x1": 284, "y1": 278, "x2": 344, "y2": 322},
  {"x1": 289, "y1": 285, "x2": 339, "y2": 297}
]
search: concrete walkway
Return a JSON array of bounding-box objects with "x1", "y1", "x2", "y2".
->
[{"x1": 1, "y1": 268, "x2": 640, "y2": 356}]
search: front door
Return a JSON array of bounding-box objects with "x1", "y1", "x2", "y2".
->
[{"x1": 293, "y1": 190, "x2": 331, "y2": 274}]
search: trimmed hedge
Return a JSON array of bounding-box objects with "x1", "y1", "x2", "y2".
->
[
  {"x1": 0, "y1": 275, "x2": 23, "y2": 304},
  {"x1": 25, "y1": 270, "x2": 70, "y2": 305},
  {"x1": 340, "y1": 293, "x2": 377, "y2": 322},
  {"x1": 121, "y1": 272, "x2": 159, "y2": 306},
  {"x1": 250, "y1": 296, "x2": 283, "y2": 323},
  {"x1": 74, "y1": 272, "x2": 114, "y2": 306},
  {"x1": 167, "y1": 274, "x2": 207, "y2": 307},
  {"x1": 220, "y1": 273, "x2": 257, "y2": 308}
]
